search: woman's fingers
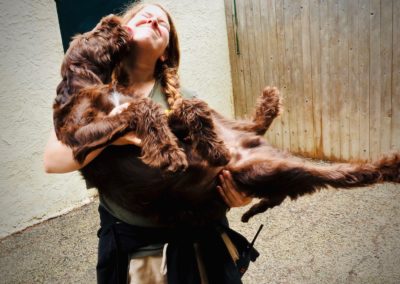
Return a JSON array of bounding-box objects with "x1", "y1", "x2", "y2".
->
[
  {"x1": 112, "y1": 132, "x2": 142, "y2": 146},
  {"x1": 125, "y1": 133, "x2": 142, "y2": 146},
  {"x1": 218, "y1": 170, "x2": 252, "y2": 207}
]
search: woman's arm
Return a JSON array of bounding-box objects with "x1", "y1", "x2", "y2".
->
[
  {"x1": 44, "y1": 103, "x2": 142, "y2": 173},
  {"x1": 44, "y1": 129, "x2": 143, "y2": 173},
  {"x1": 43, "y1": 129, "x2": 104, "y2": 173}
]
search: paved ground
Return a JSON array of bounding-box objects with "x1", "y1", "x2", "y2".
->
[
  {"x1": 0, "y1": 202, "x2": 98, "y2": 284},
  {"x1": 1, "y1": 183, "x2": 400, "y2": 283}
]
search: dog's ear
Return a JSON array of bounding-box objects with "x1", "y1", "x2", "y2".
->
[{"x1": 55, "y1": 77, "x2": 72, "y2": 106}]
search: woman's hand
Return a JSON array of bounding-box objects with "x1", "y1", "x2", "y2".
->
[
  {"x1": 217, "y1": 170, "x2": 252, "y2": 207},
  {"x1": 112, "y1": 132, "x2": 142, "y2": 147}
]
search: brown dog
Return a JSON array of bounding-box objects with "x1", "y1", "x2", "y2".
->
[{"x1": 54, "y1": 15, "x2": 400, "y2": 225}]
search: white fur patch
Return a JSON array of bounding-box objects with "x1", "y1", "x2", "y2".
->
[{"x1": 111, "y1": 91, "x2": 122, "y2": 106}]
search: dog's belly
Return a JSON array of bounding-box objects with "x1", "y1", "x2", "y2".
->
[{"x1": 213, "y1": 117, "x2": 271, "y2": 168}]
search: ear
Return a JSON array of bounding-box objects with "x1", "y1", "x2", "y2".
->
[{"x1": 160, "y1": 54, "x2": 167, "y2": 62}]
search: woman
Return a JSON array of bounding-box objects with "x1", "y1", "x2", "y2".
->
[{"x1": 44, "y1": 3, "x2": 254, "y2": 283}]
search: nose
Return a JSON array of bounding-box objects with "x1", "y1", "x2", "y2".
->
[{"x1": 147, "y1": 17, "x2": 159, "y2": 27}]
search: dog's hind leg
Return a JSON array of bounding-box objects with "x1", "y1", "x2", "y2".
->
[
  {"x1": 241, "y1": 197, "x2": 286, "y2": 222},
  {"x1": 231, "y1": 154, "x2": 400, "y2": 221}
]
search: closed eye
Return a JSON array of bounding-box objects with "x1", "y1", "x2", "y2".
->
[{"x1": 140, "y1": 12, "x2": 170, "y2": 30}]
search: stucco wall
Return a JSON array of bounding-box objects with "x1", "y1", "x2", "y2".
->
[{"x1": 0, "y1": 0, "x2": 233, "y2": 238}]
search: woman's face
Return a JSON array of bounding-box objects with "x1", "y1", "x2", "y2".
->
[{"x1": 125, "y1": 5, "x2": 171, "y2": 58}]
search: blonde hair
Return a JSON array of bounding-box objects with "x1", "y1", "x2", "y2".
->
[{"x1": 119, "y1": 2, "x2": 182, "y2": 107}]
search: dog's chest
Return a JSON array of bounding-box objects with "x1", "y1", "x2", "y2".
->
[{"x1": 109, "y1": 90, "x2": 133, "y2": 106}]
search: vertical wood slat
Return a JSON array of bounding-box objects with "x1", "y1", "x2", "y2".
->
[
  {"x1": 275, "y1": 0, "x2": 291, "y2": 151},
  {"x1": 235, "y1": 0, "x2": 248, "y2": 117},
  {"x1": 223, "y1": 0, "x2": 243, "y2": 117},
  {"x1": 244, "y1": 0, "x2": 260, "y2": 111},
  {"x1": 320, "y1": 0, "x2": 331, "y2": 158},
  {"x1": 380, "y1": 0, "x2": 393, "y2": 156},
  {"x1": 284, "y1": 0, "x2": 299, "y2": 153},
  {"x1": 224, "y1": 0, "x2": 399, "y2": 162},
  {"x1": 369, "y1": 0, "x2": 382, "y2": 160},
  {"x1": 338, "y1": 0, "x2": 350, "y2": 160},
  {"x1": 328, "y1": 0, "x2": 341, "y2": 159},
  {"x1": 300, "y1": 0, "x2": 315, "y2": 156},
  {"x1": 393, "y1": 0, "x2": 400, "y2": 151},
  {"x1": 310, "y1": 0, "x2": 323, "y2": 157},
  {"x1": 256, "y1": 0, "x2": 276, "y2": 145},
  {"x1": 263, "y1": 0, "x2": 283, "y2": 147},
  {"x1": 292, "y1": 0, "x2": 306, "y2": 155},
  {"x1": 358, "y1": 0, "x2": 371, "y2": 160},
  {"x1": 348, "y1": 0, "x2": 360, "y2": 160}
]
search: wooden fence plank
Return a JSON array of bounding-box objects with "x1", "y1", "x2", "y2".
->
[
  {"x1": 369, "y1": 0, "x2": 382, "y2": 160},
  {"x1": 265, "y1": 0, "x2": 284, "y2": 148},
  {"x1": 392, "y1": 0, "x2": 400, "y2": 150},
  {"x1": 380, "y1": 0, "x2": 393, "y2": 155},
  {"x1": 338, "y1": 0, "x2": 350, "y2": 160},
  {"x1": 320, "y1": 0, "x2": 331, "y2": 159},
  {"x1": 348, "y1": 0, "x2": 361, "y2": 159},
  {"x1": 292, "y1": 0, "x2": 305, "y2": 154},
  {"x1": 328, "y1": 0, "x2": 341, "y2": 159},
  {"x1": 284, "y1": 0, "x2": 299, "y2": 153},
  {"x1": 358, "y1": 0, "x2": 371, "y2": 160},
  {"x1": 258, "y1": 0, "x2": 272, "y2": 143},
  {"x1": 275, "y1": 0, "x2": 291, "y2": 151},
  {"x1": 310, "y1": 0, "x2": 323, "y2": 158},
  {"x1": 257, "y1": 0, "x2": 276, "y2": 145},
  {"x1": 300, "y1": 0, "x2": 315, "y2": 156},
  {"x1": 244, "y1": 0, "x2": 261, "y2": 111},
  {"x1": 223, "y1": 0, "x2": 243, "y2": 118},
  {"x1": 236, "y1": 0, "x2": 251, "y2": 117}
]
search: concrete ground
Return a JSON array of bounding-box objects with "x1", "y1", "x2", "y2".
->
[{"x1": 1, "y1": 184, "x2": 400, "y2": 284}]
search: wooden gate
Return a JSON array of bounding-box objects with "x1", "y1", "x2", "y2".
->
[{"x1": 224, "y1": 0, "x2": 400, "y2": 161}]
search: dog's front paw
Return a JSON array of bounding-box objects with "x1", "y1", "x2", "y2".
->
[
  {"x1": 198, "y1": 140, "x2": 231, "y2": 167},
  {"x1": 162, "y1": 146, "x2": 189, "y2": 174},
  {"x1": 141, "y1": 145, "x2": 188, "y2": 175},
  {"x1": 209, "y1": 143, "x2": 231, "y2": 166}
]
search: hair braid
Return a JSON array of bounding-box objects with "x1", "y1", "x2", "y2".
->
[{"x1": 159, "y1": 63, "x2": 182, "y2": 108}]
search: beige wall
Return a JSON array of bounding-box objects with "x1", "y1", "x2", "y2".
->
[{"x1": 0, "y1": 0, "x2": 233, "y2": 238}]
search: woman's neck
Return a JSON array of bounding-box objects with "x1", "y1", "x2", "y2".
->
[{"x1": 122, "y1": 49, "x2": 159, "y2": 86}]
